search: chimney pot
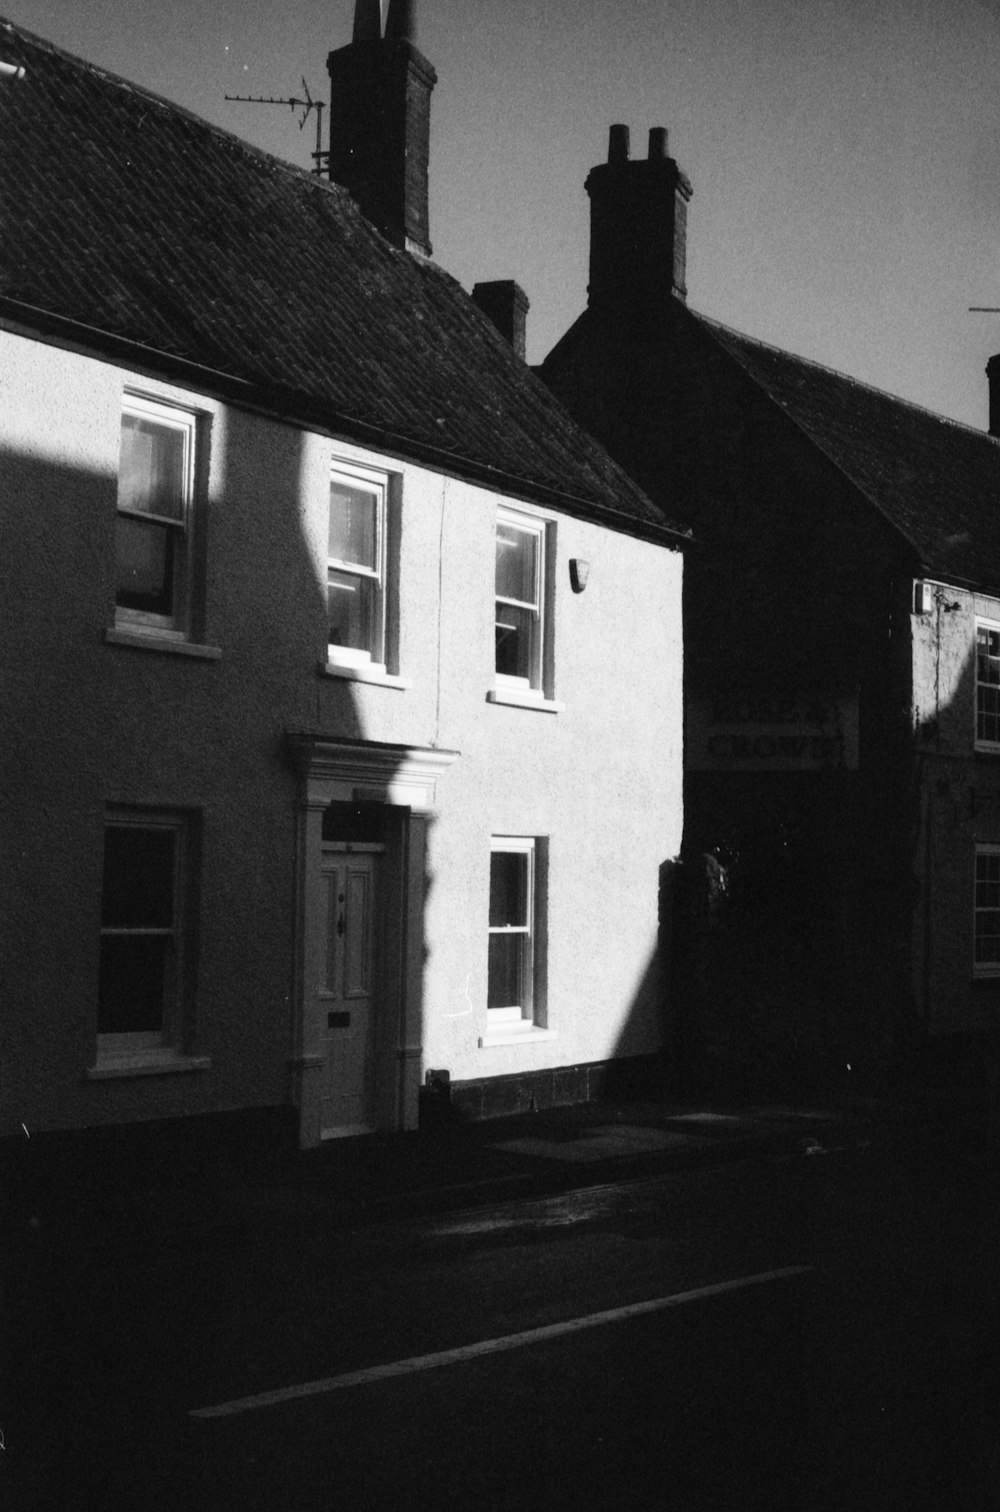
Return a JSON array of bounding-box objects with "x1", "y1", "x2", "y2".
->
[
  {"x1": 385, "y1": 0, "x2": 417, "y2": 43},
  {"x1": 608, "y1": 124, "x2": 630, "y2": 164},
  {"x1": 472, "y1": 280, "x2": 530, "y2": 360},
  {"x1": 352, "y1": 0, "x2": 382, "y2": 42},
  {"x1": 585, "y1": 124, "x2": 693, "y2": 317}
]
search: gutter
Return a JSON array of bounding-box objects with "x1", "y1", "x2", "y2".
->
[{"x1": 0, "y1": 296, "x2": 691, "y2": 552}]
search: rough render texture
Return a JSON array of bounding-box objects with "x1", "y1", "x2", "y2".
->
[
  {"x1": 911, "y1": 584, "x2": 1000, "y2": 1037},
  {"x1": 1, "y1": 331, "x2": 683, "y2": 1135}
]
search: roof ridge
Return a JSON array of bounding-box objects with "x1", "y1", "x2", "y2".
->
[
  {"x1": 0, "y1": 15, "x2": 679, "y2": 537},
  {"x1": 693, "y1": 307, "x2": 997, "y2": 447},
  {"x1": 0, "y1": 15, "x2": 350, "y2": 203}
]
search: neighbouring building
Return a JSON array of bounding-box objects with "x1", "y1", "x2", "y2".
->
[
  {"x1": 0, "y1": 13, "x2": 687, "y2": 1147},
  {"x1": 541, "y1": 123, "x2": 1000, "y2": 1091}
]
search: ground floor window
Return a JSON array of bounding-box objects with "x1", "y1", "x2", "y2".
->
[
  {"x1": 974, "y1": 844, "x2": 1000, "y2": 976},
  {"x1": 98, "y1": 810, "x2": 189, "y2": 1055},
  {"x1": 488, "y1": 836, "x2": 544, "y2": 1026}
]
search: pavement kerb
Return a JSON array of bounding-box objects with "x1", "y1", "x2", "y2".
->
[
  {"x1": 3, "y1": 1101, "x2": 867, "y2": 1264},
  {"x1": 14, "y1": 1083, "x2": 996, "y2": 1267}
]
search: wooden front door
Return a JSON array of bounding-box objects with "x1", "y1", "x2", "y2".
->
[{"x1": 319, "y1": 846, "x2": 381, "y2": 1137}]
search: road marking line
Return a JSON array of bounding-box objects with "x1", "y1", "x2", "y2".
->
[{"x1": 189, "y1": 1264, "x2": 813, "y2": 1420}]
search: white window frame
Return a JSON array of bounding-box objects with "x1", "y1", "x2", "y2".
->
[
  {"x1": 95, "y1": 810, "x2": 190, "y2": 1068},
  {"x1": 487, "y1": 836, "x2": 538, "y2": 1029},
  {"x1": 976, "y1": 620, "x2": 1000, "y2": 751},
  {"x1": 115, "y1": 394, "x2": 196, "y2": 638},
  {"x1": 974, "y1": 843, "x2": 1000, "y2": 978},
  {"x1": 326, "y1": 461, "x2": 388, "y2": 674},
  {"x1": 494, "y1": 507, "x2": 546, "y2": 696}
]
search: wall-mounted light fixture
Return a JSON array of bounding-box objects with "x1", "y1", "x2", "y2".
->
[{"x1": 569, "y1": 558, "x2": 590, "y2": 593}]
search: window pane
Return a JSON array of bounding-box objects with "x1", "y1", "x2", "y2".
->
[
  {"x1": 98, "y1": 935, "x2": 169, "y2": 1033},
  {"x1": 978, "y1": 627, "x2": 1000, "y2": 742},
  {"x1": 329, "y1": 483, "x2": 378, "y2": 569},
  {"x1": 976, "y1": 851, "x2": 1000, "y2": 965},
  {"x1": 101, "y1": 827, "x2": 176, "y2": 929},
  {"x1": 976, "y1": 915, "x2": 1000, "y2": 964},
  {"x1": 329, "y1": 569, "x2": 377, "y2": 653},
  {"x1": 490, "y1": 850, "x2": 528, "y2": 928},
  {"x1": 496, "y1": 524, "x2": 537, "y2": 604},
  {"x1": 979, "y1": 694, "x2": 1000, "y2": 744},
  {"x1": 495, "y1": 603, "x2": 534, "y2": 679},
  {"x1": 119, "y1": 415, "x2": 186, "y2": 521},
  {"x1": 488, "y1": 933, "x2": 525, "y2": 1009},
  {"x1": 116, "y1": 515, "x2": 175, "y2": 614}
]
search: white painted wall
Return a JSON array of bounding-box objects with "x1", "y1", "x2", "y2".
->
[{"x1": 1, "y1": 329, "x2": 682, "y2": 1133}]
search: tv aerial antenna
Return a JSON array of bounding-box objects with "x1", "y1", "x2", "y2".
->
[{"x1": 225, "y1": 79, "x2": 326, "y2": 173}]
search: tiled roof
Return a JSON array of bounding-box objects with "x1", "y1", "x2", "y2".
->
[
  {"x1": 695, "y1": 313, "x2": 1000, "y2": 590},
  {"x1": 0, "y1": 19, "x2": 684, "y2": 540}
]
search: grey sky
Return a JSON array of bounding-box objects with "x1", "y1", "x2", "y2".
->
[{"x1": 8, "y1": 0, "x2": 1000, "y2": 426}]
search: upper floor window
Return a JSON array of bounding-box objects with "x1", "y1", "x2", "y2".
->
[
  {"x1": 977, "y1": 623, "x2": 1000, "y2": 749},
  {"x1": 975, "y1": 844, "x2": 1000, "y2": 976},
  {"x1": 116, "y1": 395, "x2": 196, "y2": 635},
  {"x1": 495, "y1": 510, "x2": 544, "y2": 689},
  {"x1": 328, "y1": 466, "x2": 387, "y2": 669},
  {"x1": 97, "y1": 811, "x2": 188, "y2": 1059}
]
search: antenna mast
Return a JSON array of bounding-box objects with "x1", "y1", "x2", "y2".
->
[{"x1": 225, "y1": 80, "x2": 326, "y2": 173}]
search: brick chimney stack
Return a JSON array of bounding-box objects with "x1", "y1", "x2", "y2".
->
[
  {"x1": 585, "y1": 124, "x2": 692, "y2": 321},
  {"x1": 987, "y1": 354, "x2": 1000, "y2": 438},
  {"x1": 327, "y1": 0, "x2": 437, "y2": 256},
  {"x1": 472, "y1": 280, "x2": 530, "y2": 360}
]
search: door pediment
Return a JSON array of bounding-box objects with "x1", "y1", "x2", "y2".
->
[{"x1": 287, "y1": 735, "x2": 459, "y2": 811}]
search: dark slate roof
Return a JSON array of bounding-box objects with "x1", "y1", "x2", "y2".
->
[
  {"x1": 0, "y1": 19, "x2": 685, "y2": 542},
  {"x1": 694, "y1": 311, "x2": 1000, "y2": 590}
]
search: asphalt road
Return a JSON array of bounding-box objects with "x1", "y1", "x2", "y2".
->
[{"x1": 5, "y1": 1139, "x2": 999, "y2": 1509}]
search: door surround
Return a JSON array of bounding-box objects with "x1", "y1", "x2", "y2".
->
[{"x1": 286, "y1": 736, "x2": 458, "y2": 1148}]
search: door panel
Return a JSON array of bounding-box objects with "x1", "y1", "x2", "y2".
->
[
  {"x1": 319, "y1": 852, "x2": 380, "y2": 1137},
  {"x1": 321, "y1": 869, "x2": 338, "y2": 995},
  {"x1": 345, "y1": 868, "x2": 372, "y2": 998}
]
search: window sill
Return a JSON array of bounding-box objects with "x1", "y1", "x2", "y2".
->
[
  {"x1": 487, "y1": 688, "x2": 564, "y2": 714},
  {"x1": 86, "y1": 1051, "x2": 212, "y2": 1080},
  {"x1": 105, "y1": 628, "x2": 221, "y2": 660},
  {"x1": 321, "y1": 660, "x2": 412, "y2": 690},
  {"x1": 479, "y1": 1026, "x2": 557, "y2": 1048}
]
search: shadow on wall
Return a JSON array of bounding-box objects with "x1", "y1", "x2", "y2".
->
[
  {"x1": 423, "y1": 852, "x2": 682, "y2": 1132},
  {"x1": 669, "y1": 616, "x2": 1000, "y2": 1106},
  {"x1": 670, "y1": 780, "x2": 868, "y2": 1102},
  {"x1": 604, "y1": 855, "x2": 681, "y2": 1097},
  {"x1": 0, "y1": 416, "x2": 437, "y2": 1150}
]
